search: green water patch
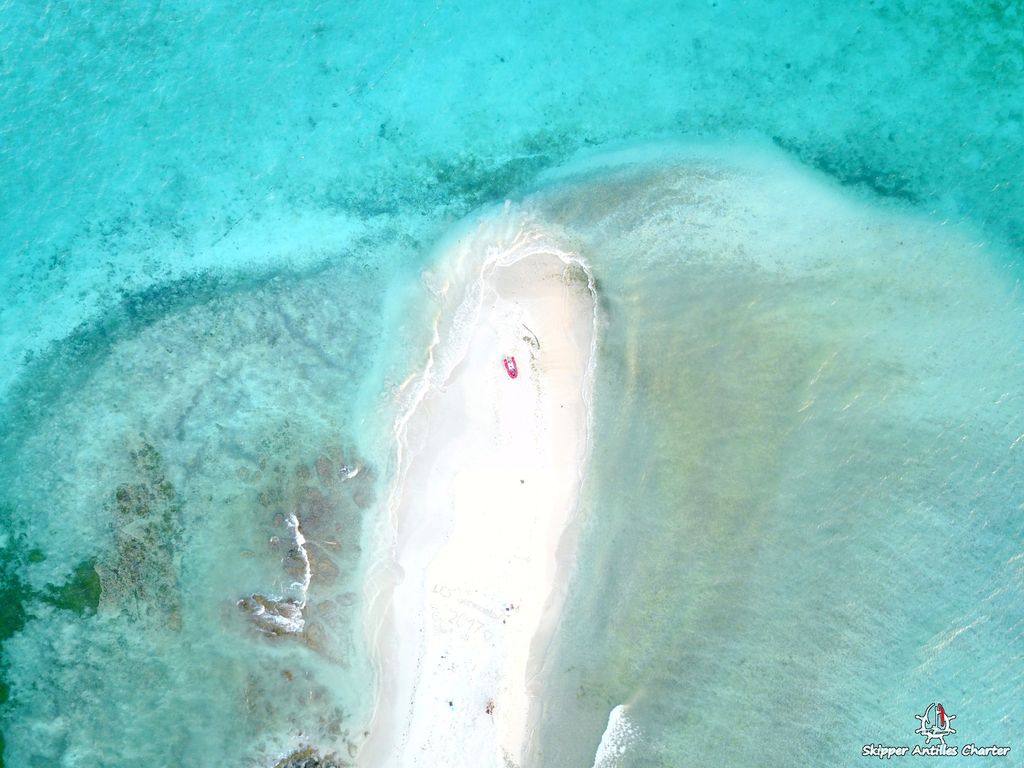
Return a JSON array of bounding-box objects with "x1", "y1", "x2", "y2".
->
[
  {"x1": 0, "y1": 545, "x2": 104, "y2": 766},
  {"x1": 1, "y1": 553, "x2": 103, "y2": 637}
]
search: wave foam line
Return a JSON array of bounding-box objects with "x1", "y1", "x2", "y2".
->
[
  {"x1": 288, "y1": 512, "x2": 312, "y2": 611},
  {"x1": 592, "y1": 705, "x2": 641, "y2": 768}
]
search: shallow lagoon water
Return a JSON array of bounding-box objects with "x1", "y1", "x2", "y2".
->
[
  {"x1": 1, "y1": 1, "x2": 1022, "y2": 766},
  {"x1": 0, "y1": 263, "x2": 421, "y2": 764},
  {"x1": 524, "y1": 147, "x2": 1023, "y2": 766}
]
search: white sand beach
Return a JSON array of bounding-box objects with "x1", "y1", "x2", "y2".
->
[{"x1": 364, "y1": 215, "x2": 597, "y2": 767}]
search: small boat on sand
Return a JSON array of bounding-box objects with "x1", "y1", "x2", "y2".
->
[{"x1": 503, "y1": 356, "x2": 518, "y2": 379}]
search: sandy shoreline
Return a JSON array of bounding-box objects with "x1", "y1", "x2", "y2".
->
[{"x1": 362, "y1": 215, "x2": 597, "y2": 767}]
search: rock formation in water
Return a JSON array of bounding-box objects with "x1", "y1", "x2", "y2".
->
[
  {"x1": 237, "y1": 593, "x2": 305, "y2": 635},
  {"x1": 272, "y1": 746, "x2": 351, "y2": 768},
  {"x1": 238, "y1": 446, "x2": 375, "y2": 657}
]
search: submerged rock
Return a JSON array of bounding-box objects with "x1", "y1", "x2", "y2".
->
[
  {"x1": 314, "y1": 455, "x2": 333, "y2": 484},
  {"x1": 272, "y1": 746, "x2": 350, "y2": 768},
  {"x1": 300, "y1": 619, "x2": 329, "y2": 655},
  {"x1": 283, "y1": 547, "x2": 309, "y2": 581},
  {"x1": 308, "y1": 548, "x2": 340, "y2": 585}
]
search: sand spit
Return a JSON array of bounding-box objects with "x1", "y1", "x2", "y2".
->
[{"x1": 364, "y1": 212, "x2": 597, "y2": 767}]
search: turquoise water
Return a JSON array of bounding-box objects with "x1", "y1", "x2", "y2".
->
[{"x1": 1, "y1": 2, "x2": 1022, "y2": 766}]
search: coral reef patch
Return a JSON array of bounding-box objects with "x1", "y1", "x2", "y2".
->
[
  {"x1": 96, "y1": 439, "x2": 184, "y2": 627},
  {"x1": 272, "y1": 745, "x2": 352, "y2": 768}
]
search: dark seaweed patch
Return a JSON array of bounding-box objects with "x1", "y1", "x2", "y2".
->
[
  {"x1": 0, "y1": 578, "x2": 27, "y2": 646},
  {"x1": 46, "y1": 559, "x2": 102, "y2": 616},
  {"x1": 771, "y1": 135, "x2": 920, "y2": 203},
  {"x1": 1, "y1": 557, "x2": 105, "y2": 630},
  {"x1": 431, "y1": 152, "x2": 557, "y2": 210},
  {"x1": 322, "y1": 133, "x2": 576, "y2": 219}
]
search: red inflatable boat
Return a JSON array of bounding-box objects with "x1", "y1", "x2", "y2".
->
[{"x1": 503, "y1": 356, "x2": 518, "y2": 379}]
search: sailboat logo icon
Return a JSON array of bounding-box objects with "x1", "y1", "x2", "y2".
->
[{"x1": 915, "y1": 703, "x2": 957, "y2": 746}]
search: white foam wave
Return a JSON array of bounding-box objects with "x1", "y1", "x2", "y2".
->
[
  {"x1": 247, "y1": 596, "x2": 306, "y2": 634},
  {"x1": 592, "y1": 704, "x2": 640, "y2": 768},
  {"x1": 287, "y1": 512, "x2": 312, "y2": 610}
]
